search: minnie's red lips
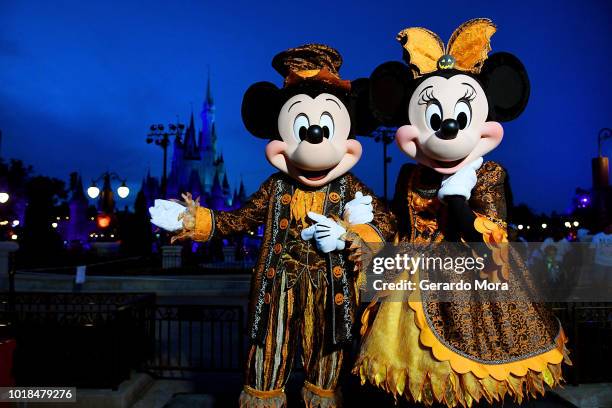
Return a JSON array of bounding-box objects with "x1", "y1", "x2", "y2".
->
[{"x1": 300, "y1": 167, "x2": 333, "y2": 181}]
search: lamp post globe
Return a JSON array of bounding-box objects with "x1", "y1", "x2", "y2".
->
[
  {"x1": 117, "y1": 183, "x2": 130, "y2": 199},
  {"x1": 87, "y1": 185, "x2": 100, "y2": 199}
]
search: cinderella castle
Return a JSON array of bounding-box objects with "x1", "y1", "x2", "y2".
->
[{"x1": 140, "y1": 75, "x2": 246, "y2": 211}]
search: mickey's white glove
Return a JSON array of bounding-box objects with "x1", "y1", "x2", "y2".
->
[
  {"x1": 301, "y1": 212, "x2": 347, "y2": 253},
  {"x1": 149, "y1": 199, "x2": 187, "y2": 232},
  {"x1": 343, "y1": 191, "x2": 374, "y2": 224},
  {"x1": 437, "y1": 157, "x2": 483, "y2": 201}
]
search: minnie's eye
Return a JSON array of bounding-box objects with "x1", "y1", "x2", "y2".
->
[
  {"x1": 425, "y1": 104, "x2": 442, "y2": 131},
  {"x1": 293, "y1": 114, "x2": 309, "y2": 141},
  {"x1": 454, "y1": 101, "x2": 471, "y2": 130},
  {"x1": 319, "y1": 112, "x2": 334, "y2": 139}
]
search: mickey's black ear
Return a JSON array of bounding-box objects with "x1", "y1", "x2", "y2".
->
[
  {"x1": 369, "y1": 61, "x2": 414, "y2": 126},
  {"x1": 479, "y1": 52, "x2": 530, "y2": 122},
  {"x1": 349, "y1": 78, "x2": 379, "y2": 136},
  {"x1": 241, "y1": 81, "x2": 281, "y2": 139}
]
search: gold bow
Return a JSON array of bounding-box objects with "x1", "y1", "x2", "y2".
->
[{"x1": 397, "y1": 18, "x2": 496, "y2": 76}]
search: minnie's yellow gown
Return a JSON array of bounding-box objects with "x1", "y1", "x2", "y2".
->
[{"x1": 353, "y1": 163, "x2": 570, "y2": 407}]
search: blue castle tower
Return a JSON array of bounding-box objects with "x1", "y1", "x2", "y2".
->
[{"x1": 142, "y1": 73, "x2": 243, "y2": 211}]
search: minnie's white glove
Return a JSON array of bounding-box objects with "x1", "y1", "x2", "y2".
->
[
  {"x1": 437, "y1": 157, "x2": 483, "y2": 201},
  {"x1": 301, "y1": 212, "x2": 347, "y2": 253},
  {"x1": 149, "y1": 199, "x2": 187, "y2": 232},
  {"x1": 343, "y1": 191, "x2": 374, "y2": 224}
]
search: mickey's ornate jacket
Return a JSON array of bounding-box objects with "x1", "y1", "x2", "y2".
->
[{"x1": 183, "y1": 171, "x2": 395, "y2": 345}]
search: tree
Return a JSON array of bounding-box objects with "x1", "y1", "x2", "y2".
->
[
  {"x1": 20, "y1": 176, "x2": 67, "y2": 266},
  {"x1": 118, "y1": 189, "x2": 152, "y2": 256}
]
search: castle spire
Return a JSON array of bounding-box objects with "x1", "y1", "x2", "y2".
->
[
  {"x1": 238, "y1": 178, "x2": 247, "y2": 202},
  {"x1": 211, "y1": 169, "x2": 223, "y2": 197},
  {"x1": 222, "y1": 172, "x2": 230, "y2": 192},
  {"x1": 199, "y1": 70, "x2": 216, "y2": 153},
  {"x1": 206, "y1": 68, "x2": 214, "y2": 106},
  {"x1": 183, "y1": 111, "x2": 199, "y2": 159}
]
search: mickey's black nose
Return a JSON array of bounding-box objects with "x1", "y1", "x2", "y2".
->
[
  {"x1": 436, "y1": 119, "x2": 459, "y2": 140},
  {"x1": 305, "y1": 125, "x2": 324, "y2": 144}
]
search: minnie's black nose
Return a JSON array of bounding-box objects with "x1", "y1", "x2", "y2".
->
[
  {"x1": 305, "y1": 125, "x2": 324, "y2": 144},
  {"x1": 436, "y1": 119, "x2": 459, "y2": 140}
]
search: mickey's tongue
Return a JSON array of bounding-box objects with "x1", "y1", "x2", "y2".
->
[{"x1": 301, "y1": 168, "x2": 332, "y2": 181}]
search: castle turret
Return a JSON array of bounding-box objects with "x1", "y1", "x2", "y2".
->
[
  {"x1": 187, "y1": 168, "x2": 203, "y2": 199},
  {"x1": 183, "y1": 112, "x2": 199, "y2": 160},
  {"x1": 158, "y1": 72, "x2": 236, "y2": 208},
  {"x1": 199, "y1": 70, "x2": 215, "y2": 151},
  {"x1": 141, "y1": 170, "x2": 160, "y2": 209},
  {"x1": 232, "y1": 188, "x2": 239, "y2": 209},
  {"x1": 238, "y1": 179, "x2": 247, "y2": 201},
  {"x1": 167, "y1": 130, "x2": 184, "y2": 198},
  {"x1": 209, "y1": 170, "x2": 226, "y2": 210},
  {"x1": 66, "y1": 172, "x2": 90, "y2": 243}
]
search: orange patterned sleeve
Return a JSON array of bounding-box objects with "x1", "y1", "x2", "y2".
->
[
  {"x1": 174, "y1": 175, "x2": 275, "y2": 243},
  {"x1": 470, "y1": 161, "x2": 508, "y2": 225}
]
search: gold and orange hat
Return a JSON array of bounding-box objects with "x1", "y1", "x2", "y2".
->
[
  {"x1": 397, "y1": 18, "x2": 497, "y2": 77},
  {"x1": 272, "y1": 44, "x2": 351, "y2": 92}
]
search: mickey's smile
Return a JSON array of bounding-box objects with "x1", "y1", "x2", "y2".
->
[
  {"x1": 299, "y1": 167, "x2": 334, "y2": 181},
  {"x1": 431, "y1": 157, "x2": 466, "y2": 168}
]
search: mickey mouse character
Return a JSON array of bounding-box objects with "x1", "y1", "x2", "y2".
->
[
  {"x1": 352, "y1": 19, "x2": 570, "y2": 406},
  {"x1": 150, "y1": 44, "x2": 394, "y2": 408}
]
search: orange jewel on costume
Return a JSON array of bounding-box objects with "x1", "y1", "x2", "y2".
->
[{"x1": 397, "y1": 18, "x2": 497, "y2": 76}]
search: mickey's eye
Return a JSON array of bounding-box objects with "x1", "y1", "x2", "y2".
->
[
  {"x1": 293, "y1": 114, "x2": 309, "y2": 141},
  {"x1": 319, "y1": 112, "x2": 334, "y2": 139},
  {"x1": 425, "y1": 104, "x2": 442, "y2": 131},
  {"x1": 454, "y1": 101, "x2": 471, "y2": 130}
]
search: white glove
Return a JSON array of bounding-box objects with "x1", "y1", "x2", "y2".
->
[
  {"x1": 437, "y1": 157, "x2": 483, "y2": 201},
  {"x1": 343, "y1": 191, "x2": 374, "y2": 224},
  {"x1": 301, "y1": 212, "x2": 347, "y2": 253},
  {"x1": 149, "y1": 199, "x2": 187, "y2": 232}
]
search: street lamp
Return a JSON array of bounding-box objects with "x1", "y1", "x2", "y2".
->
[
  {"x1": 117, "y1": 182, "x2": 130, "y2": 199},
  {"x1": 87, "y1": 172, "x2": 129, "y2": 214},
  {"x1": 0, "y1": 192, "x2": 8, "y2": 204},
  {"x1": 147, "y1": 121, "x2": 185, "y2": 198},
  {"x1": 87, "y1": 173, "x2": 129, "y2": 199},
  {"x1": 365, "y1": 126, "x2": 396, "y2": 202},
  {"x1": 87, "y1": 185, "x2": 100, "y2": 199},
  {"x1": 598, "y1": 128, "x2": 612, "y2": 157}
]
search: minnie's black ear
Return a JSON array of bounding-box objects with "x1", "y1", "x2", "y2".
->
[
  {"x1": 479, "y1": 52, "x2": 530, "y2": 122},
  {"x1": 241, "y1": 81, "x2": 281, "y2": 139},
  {"x1": 369, "y1": 61, "x2": 414, "y2": 126},
  {"x1": 349, "y1": 78, "x2": 380, "y2": 136}
]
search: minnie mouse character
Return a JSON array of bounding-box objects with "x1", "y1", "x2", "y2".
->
[
  {"x1": 150, "y1": 44, "x2": 394, "y2": 407},
  {"x1": 351, "y1": 19, "x2": 570, "y2": 406}
]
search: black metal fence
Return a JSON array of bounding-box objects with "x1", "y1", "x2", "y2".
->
[
  {"x1": 0, "y1": 292, "x2": 156, "y2": 389},
  {"x1": 144, "y1": 304, "x2": 245, "y2": 376},
  {"x1": 1, "y1": 292, "x2": 609, "y2": 388},
  {"x1": 552, "y1": 302, "x2": 612, "y2": 384}
]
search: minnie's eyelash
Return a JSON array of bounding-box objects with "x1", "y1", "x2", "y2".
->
[
  {"x1": 418, "y1": 88, "x2": 436, "y2": 105},
  {"x1": 460, "y1": 87, "x2": 476, "y2": 102}
]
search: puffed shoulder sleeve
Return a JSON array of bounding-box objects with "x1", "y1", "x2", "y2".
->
[{"x1": 470, "y1": 161, "x2": 508, "y2": 224}]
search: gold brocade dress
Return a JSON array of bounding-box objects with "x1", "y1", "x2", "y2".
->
[{"x1": 353, "y1": 163, "x2": 570, "y2": 407}]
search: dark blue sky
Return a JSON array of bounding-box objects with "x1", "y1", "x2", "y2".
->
[{"x1": 1, "y1": 0, "x2": 611, "y2": 213}]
